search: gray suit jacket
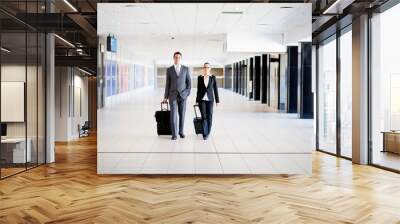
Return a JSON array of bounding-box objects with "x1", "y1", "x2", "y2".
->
[{"x1": 164, "y1": 65, "x2": 191, "y2": 100}]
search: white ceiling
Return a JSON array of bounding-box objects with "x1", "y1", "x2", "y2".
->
[
  {"x1": 98, "y1": 3, "x2": 310, "y2": 37},
  {"x1": 97, "y1": 3, "x2": 311, "y2": 66}
]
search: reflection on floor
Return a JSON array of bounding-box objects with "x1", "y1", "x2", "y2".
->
[
  {"x1": 1, "y1": 135, "x2": 400, "y2": 223},
  {"x1": 0, "y1": 162, "x2": 44, "y2": 179},
  {"x1": 0, "y1": 167, "x2": 25, "y2": 178},
  {"x1": 373, "y1": 151, "x2": 400, "y2": 170},
  {"x1": 98, "y1": 88, "x2": 313, "y2": 174}
]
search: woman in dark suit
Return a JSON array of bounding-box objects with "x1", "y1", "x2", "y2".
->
[{"x1": 196, "y1": 62, "x2": 220, "y2": 140}]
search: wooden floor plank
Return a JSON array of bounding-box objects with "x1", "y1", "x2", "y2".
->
[{"x1": 1, "y1": 135, "x2": 400, "y2": 223}]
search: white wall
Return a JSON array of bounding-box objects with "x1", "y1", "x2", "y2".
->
[
  {"x1": 1, "y1": 65, "x2": 40, "y2": 138},
  {"x1": 72, "y1": 74, "x2": 89, "y2": 138},
  {"x1": 284, "y1": 25, "x2": 312, "y2": 46},
  {"x1": 116, "y1": 33, "x2": 287, "y2": 66},
  {"x1": 223, "y1": 53, "x2": 261, "y2": 65},
  {"x1": 1, "y1": 63, "x2": 46, "y2": 164},
  {"x1": 117, "y1": 34, "x2": 227, "y2": 66},
  {"x1": 225, "y1": 32, "x2": 285, "y2": 53},
  {"x1": 55, "y1": 67, "x2": 69, "y2": 141},
  {"x1": 55, "y1": 67, "x2": 89, "y2": 141}
]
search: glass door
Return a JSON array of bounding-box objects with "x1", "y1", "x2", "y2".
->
[
  {"x1": 1, "y1": 30, "x2": 28, "y2": 178},
  {"x1": 0, "y1": 1, "x2": 47, "y2": 179},
  {"x1": 370, "y1": 3, "x2": 400, "y2": 171},
  {"x1": 339, "y1": 27, "x2": 352, "y2": 158},
  {"x1": 317, "y1": 36, "x2": 337, "y2": 155}
]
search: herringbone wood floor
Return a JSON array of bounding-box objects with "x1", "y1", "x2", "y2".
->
[{"x1": 1, "y1": 135, "x2": 400, "y2": 224}]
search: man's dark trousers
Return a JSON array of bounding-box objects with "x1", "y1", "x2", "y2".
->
[{"x1": 169, "y1": 94, "x2": 186, "y2": 137}]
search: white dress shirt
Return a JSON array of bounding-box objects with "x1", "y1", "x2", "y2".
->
[
  {"x1": 174, "y1": 64, "x2": 181, "y2": 76},
  {"x1": 202, "y1": 75, "x2": 210, "y2": 101}
]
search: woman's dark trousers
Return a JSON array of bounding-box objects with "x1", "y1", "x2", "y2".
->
[{"x1": 199, "y1": 100, "x2": 213, "y2": 137}]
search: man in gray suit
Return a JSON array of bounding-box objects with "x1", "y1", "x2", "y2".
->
[{"x1": 163, "y1": 52, "x2": 192, "y2": 140}]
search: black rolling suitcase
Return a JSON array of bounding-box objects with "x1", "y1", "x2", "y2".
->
[
  {"x1": 155, "y1": 102, "x2": 171, "y2": 135},
  {"x1": 193, "y1": 104, "x2": 203, "y2": 135}
]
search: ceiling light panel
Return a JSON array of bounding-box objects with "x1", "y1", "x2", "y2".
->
[
  {"x1": 54, "y1": 34, "x2": 75, "y2": 48},
  {"x1": 146, "y1": 4, "x2": 176, "y2": 36},
  {"x1": 171, "y1": 4, "x2": 197, "y2": 35},
  {"x1": 63, "y1": 0, "x2": 78, "y2": 12},
  {"x1": 220, "y1": 3, "x2": 248, "y2": 14},
  {"x1": 1, "y1": 47, "x2": 11, "y2": 53},
  {"x1": 196, "y1": 3, "x2": 223, "y2": 34},
  {"x1": 221, "y1": 11, "x2": 243, "y2": 15}
]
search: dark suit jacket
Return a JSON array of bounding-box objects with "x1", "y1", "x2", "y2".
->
[
  {"x1": 196, "y1": 75, "x2": 220, "y2": 103},
  {"x1": 164, "y1": 65, "x2": 191, "y2": 100}
]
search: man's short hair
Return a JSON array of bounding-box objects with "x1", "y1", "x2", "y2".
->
[
  {"x1": 173, "y1": 51, "x2": 182, "y2": 57},
  {"x1": 204, "y1": 62, "x2": 211, "y2": 67}
]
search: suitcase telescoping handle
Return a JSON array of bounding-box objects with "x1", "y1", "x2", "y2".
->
[
  {"x1": 161, "y1": 102, "x2": 169, "y2": 111},
  {"x1": 193, "y1": 104, "x2": 200, "y2": 118}
]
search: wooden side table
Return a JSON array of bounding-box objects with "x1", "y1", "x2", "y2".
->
[{"x1": 381, "y1": 131, "x2": 400, "y2": 154}]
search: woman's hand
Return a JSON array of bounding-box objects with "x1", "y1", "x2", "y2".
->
[{"x1": 216, "y1": 103, "x2": 219, "y2": 107}]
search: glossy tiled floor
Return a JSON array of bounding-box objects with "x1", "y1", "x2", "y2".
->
[{"x1": 97, "y1": 88, "x2": 313, "y2": 174}]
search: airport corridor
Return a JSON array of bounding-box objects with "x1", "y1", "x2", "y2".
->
[{"x1": 97, "y1": 88, "x2": 313, "y2": 174}]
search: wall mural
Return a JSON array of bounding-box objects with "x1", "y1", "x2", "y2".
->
[{"x1": 104, "y1": 59, "x2": 154, "y2": 97}]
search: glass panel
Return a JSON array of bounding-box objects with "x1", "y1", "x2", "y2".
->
[
  {"x1": 1, "y1": 30, "x2": 28, "y2": 178},
  {"x1": 38, "y1": 32, "x2": 45, "y2": 165},
  {"x1": 26, "y1": 0, "x2": 39, "y2": 169},
  {"x1": 0, "y1": 2, "x2": 46, "y2": 178},
  {"x1": 318, "y1": 37, "x2": 337, "y2": 154},
  {"x1": 270, "y1": 61, "x2": 279, "y2": 109},
  {"x1": 279, "y1": 55, "x2": 287, "y2": 111},
  {"x1": 340, "y1": 29, "x2": 352, "y2": 158},
  {"x1": 0, "y1": 1, "x2": 27, "y2": 14},
  {"x1": 27, "y1": 30, "x2": 38, "y2": 169},
  {"x1": 371, "y1": 3, "x2": 400, "y2": 171}
]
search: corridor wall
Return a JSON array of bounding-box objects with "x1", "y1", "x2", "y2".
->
[
  {"x1": 104, "y1": 59, "x2": 154, "y2": 98},
  {"x1": 54, "y1": 67, "x2": 89, "y2": 141},
  {"x1": 249, "y1": 58, "x2": 254, "y2": 99},
  {"x1": 224, "y1": 65, "x2": 233, "y2": 90},
  {"x1": 287, "y1": 46, "x2": 299, "y2": 113},
  {"x1": 239, "y1": 61, "x2": 243, "y2": 95},
  {"x1": 241, "y1": 60, "x2": 247, "y2": 96},
  {"x1": 254, "y1": 56, "x2": 261, "y2": 101},
  {"x1": 269, "y1": 55, "x2": 281, "y2": 109},
  {"x1": 261, "y1": 54, "x2": 269, "y2": 104},
  {"x1": 279, "y1": 54, "x2": 288, "y2": 110},
  {"x1": 298, "y1": 42, "x2": 314, "y2": 119}
]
